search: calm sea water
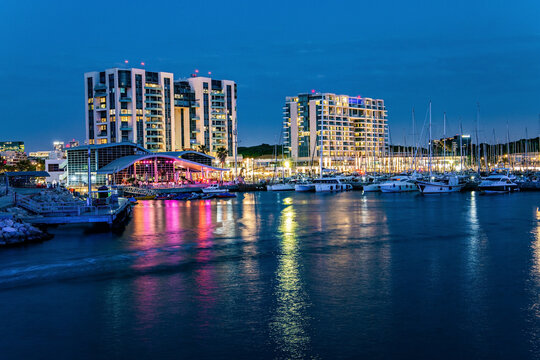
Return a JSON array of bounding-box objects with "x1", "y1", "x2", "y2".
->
[{"x1": 1, "y1": 191, "x2": 540, "y2": 359}]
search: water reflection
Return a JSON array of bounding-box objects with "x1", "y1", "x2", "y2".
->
[
  {"x1": 529, "y1": 208, "x2": 540, "y2": 352},
  {"x1": 465, "y1": 192, "x2": 487, "y2": 281},
  {"x1": 271, "y1": 201, "x2": 312, "y2": 359}
]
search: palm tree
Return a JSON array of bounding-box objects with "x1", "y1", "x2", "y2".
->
[
  {"x1": 197, "y1": 145, "x2": 209, "y2": 154},
  {"x1": 216, "y1": 147, "x2": 228, "y2": 167}
]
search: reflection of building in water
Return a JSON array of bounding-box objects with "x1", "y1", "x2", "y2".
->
[{"x1": 271, "y1": 203, "x2": 312, "y2": 359}]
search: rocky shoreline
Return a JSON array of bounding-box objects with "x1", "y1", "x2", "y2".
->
[{"x1": 0, "y1": 215, "x2": 53, "y2": 247}]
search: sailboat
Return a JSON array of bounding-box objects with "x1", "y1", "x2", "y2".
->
[
  {"x1": 267, "y1": 136, "x2": 295, "y2": 191},
  {"x1": 416, "y1": 103, "x2": 464, "y2": 194}
]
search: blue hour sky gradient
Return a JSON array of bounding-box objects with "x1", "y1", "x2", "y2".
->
[{"x1": 1, "y1": 0, "x2": 539, "y2": 151}]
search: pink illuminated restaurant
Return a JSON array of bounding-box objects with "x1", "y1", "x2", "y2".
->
[{"x1": 66, "y1": 143, "x2": 228, "y2": 189}]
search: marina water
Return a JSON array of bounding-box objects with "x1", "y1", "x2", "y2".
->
[{"x1": 1, "y1": 191, "x2": 540, "y2": 359}]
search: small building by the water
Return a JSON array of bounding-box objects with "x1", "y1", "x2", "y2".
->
[{"x1": 66, "y1": 142, "x2": 227, "y2": 190}]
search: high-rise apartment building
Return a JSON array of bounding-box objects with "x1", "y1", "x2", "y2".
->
[
  {"x1": 85, "y1": 68, "x2": 175, "y2": 151},
  {"x1": 85, "y1": 69, "x2": 237, "y2": 157},
  {"x1": 283, "y1": 92, "x2": 387, "y2": 169},
  {"x1": 182, "y1": 76, "x2": 237, "y2": 157}
]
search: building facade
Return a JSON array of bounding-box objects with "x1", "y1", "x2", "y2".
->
[
  {"x1": 283, "y1": 93, "x2": 388, "y2": 170},
  {"x1": 85, "y1": 68, "x2": 175, "y2": 152},
  {"x1": 85, "y1": 69, "x2": 237, "y2": 159},
  {"x1": 66, "y1": 142, "x2": 223, "y2": 188},
  {"x1": 181, "y1": 76, "x2": 237, "y2": 157},
  {"x1": 0, "y1": 141, "x2": 24, "y2": 152}
]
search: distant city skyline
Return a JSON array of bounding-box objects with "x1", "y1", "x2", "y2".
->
[{"x1": 1, "y1": 0, "x2": 539, "y2": 152}]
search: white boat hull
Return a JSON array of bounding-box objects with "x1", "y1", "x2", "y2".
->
[
  {"x1": 479, "y1": 185, "x2": 519, "y2": 193},
  {"x1": 202, "y1": 188, "x2": 227, "y2": 193},
  {"x1": 416, "y1": 181, "x2": 464, "y2": 194},
  {"x1": 315, "y1": 183, "x2": 352, "y2": 192},
  {"x1": 267, "y1": 184, "x2": 295, "y2": 191},
  {"x1": 295, "y1": 184, "x2": 315, "y2": 192},
  {"x1": 380, "y1": 183, "x2": 417, "y2": 193},
  {"x1": 363, "y1": 184, "x2": 381, "y2": 192}
]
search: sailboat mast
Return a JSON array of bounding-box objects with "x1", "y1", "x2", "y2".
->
[
  {"x1": 459, "y1": 121, "x2": 463, "y2": 172},
  {"x1": 428, "y1": 101, "x2": 432, "y2": 177},
  {"x1": 475, "y1": 103, "x2": 481, "y2": 173},
  {"x1": 319, "y1": 96, "x2": 324, "y2": 179},
  {"x1": 507, "y1": 121, "x2": 512, "y2": 170},
  {"x1": 412, "y1": 107, "x2": 416, "y2": 171},
  {"x1": 443, "y1": 112, "x2": 447, "y2": 173},
  {"x1": 525, "y1": 127, "x2": 529, "y2": 170}
]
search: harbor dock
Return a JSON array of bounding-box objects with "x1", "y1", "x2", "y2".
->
[{"x1": 13, "y1": 192, "x2": 132, "y2": 227}]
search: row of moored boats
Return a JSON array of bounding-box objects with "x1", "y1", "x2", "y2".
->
[{"x1": 267, "y1": 170, "x2": 522, "y2": 194}]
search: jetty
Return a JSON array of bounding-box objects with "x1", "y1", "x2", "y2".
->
[{"x1": 13, "y1": 191, "x2": 132, "y2": 227}]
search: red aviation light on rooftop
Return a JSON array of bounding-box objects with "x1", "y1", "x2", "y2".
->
[
  {"x1": 311, "y1": 89, "x2": 316, "y2": 94},
  {"x1": 208, "y1": 71, "x2": 212, "y2": 75},
  {"x1": 124, "y1": 60, "x2": 129, "y2": 64},
  {"x1": 141, "y1": 62, "x2": 145, "y2": 66},
  {"x1": 195, "y1": 69, "x2": 199, "y2": 73}
]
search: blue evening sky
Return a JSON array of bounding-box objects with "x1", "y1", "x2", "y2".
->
[{"x1": 1, "y1": 0, "x2": 539, "y2": 151}]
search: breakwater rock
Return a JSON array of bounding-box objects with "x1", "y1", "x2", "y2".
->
[{"x1": 0, "y1": 217, "x2": 53, "y2": 247}]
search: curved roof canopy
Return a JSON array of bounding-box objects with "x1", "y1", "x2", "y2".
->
[{"x1": 96, "y1": 154, "x2": 226, "y2": 175}]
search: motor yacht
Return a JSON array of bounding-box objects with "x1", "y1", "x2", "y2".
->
[
  {"x1": 313, "y1": 178, "x2": 352, "y2": 192},
  {"x1": 295, "y1": 181, "x2": 316, "y2": 192},
  {"x1": 362, "y1": 176, "x2": 387, "y2": 192},
  {"x1": 416, "y1": 175, "x2": 464, "y2": 194},
  {"x1": 380, "y1": 175, "x2": 418, "y2": 193},
  {"x1": 478, "y1": 174, "x2": 518, "y2": 193}
]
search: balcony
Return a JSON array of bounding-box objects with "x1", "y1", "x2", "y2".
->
[
  {"x1": 94, "y1": 83, "x2": 107, "y2": 91},
  {"x1": 191, "y1": 129, "x2": 201, "y2": 133},
  {"x1": 144, "y1": 85, "x2": 163, "y2": 90},
  {"x1": 119, "y1": 97, "x2": 132, "y2": 102},
  {"x1": 145, "y1": 113, "x2": 163, "y2": 118},
  {"x1": 120, "y1": 123, "x2": 132, "y2": 130},
  {"x1": 145, "y1": 99, "x2": 163, "y2": 105},
  {"x1": 191, "y1": 102, "x2": 200, "y2": 108},
  {"x1": 97, "y1": 131, "x2": 107, "y2": 137},
  {"x1": 191, "y1": 115, "x2": 200, "y2": 120}
]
